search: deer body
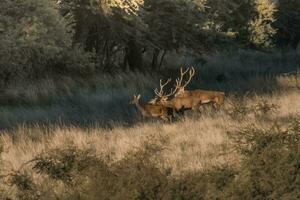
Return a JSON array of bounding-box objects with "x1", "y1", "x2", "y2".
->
[
  {"x1": 157, "y1": 96, "x2": 202, "y2": 113},
  {"x1": 148, "y1": 67, "x2": 225, "y2": 117},
  {"x1": 151, "y1": 78, "x2": 202, "y2": 114},
  {"x1": 176, "y1": 89, "x2": 225, "y2": 109},
  {"x1": 172, "y1": 67, "x2": 225, "y2": 109}
]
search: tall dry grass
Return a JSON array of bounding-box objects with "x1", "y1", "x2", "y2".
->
[
  {"x1": 1, "y1": 88, "x2": 299, "y2": 174},
  {"x1": 0, "y1": 50, "x2": 299, "y2": 128},
  {"x1": 0, "y1": 50, "x2": 299, "y2": 199},
  {"x1": 0, "y1": 87, "x2": 299, "y2": 199}
]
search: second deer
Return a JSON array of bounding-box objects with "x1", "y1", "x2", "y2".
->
[
  {"x1": 151, "y1": 78, "x2": 203, "y2": 114},
  {"x1": 130, "y1": 94, "x2": 173, "y2": 122},
  {"x1": 174, "y1": 67, "x2": 225, "y2": 109}
]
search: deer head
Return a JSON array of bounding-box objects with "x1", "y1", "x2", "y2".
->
[
  {"x1": 148, "y1": 97, "x2": 158, "y2": 105},
  {"x1": 129, "y1": 94, "x2": 141, "y2": 104},
  {"x1": 153, "y1": 78, "x2": 175, "y2": 104},
  {"x1": 174, "y1": 67, "x2": 195, "y2": 97}
]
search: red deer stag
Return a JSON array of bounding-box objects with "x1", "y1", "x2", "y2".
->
[
  {"x1": 152, "y1": 78, "x2": 203, "y2": 114},
  {"x1": 174, "y1": 67, "x2": 225, "y2": 109}
]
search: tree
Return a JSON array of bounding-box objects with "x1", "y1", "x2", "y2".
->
[
  {"x1": 275, "y1": 0, "x2": 300, "y2": 48},
  {"x1": 0, "y1": 0, "x2": 71, "y2": 83},
  {"x1": 248, "y1": 0, "x2": 277, "y2": 48},
  {"x1": 57, "y1": 0, "x2": 238, "y2": 71}
]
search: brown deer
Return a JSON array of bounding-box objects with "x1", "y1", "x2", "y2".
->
[
  {"x1": 130, "y1": 94, "x2": 173, "y2": 121},
  {"x1": 151, "y1": 78, "x2": 203, "y2": 114},
  {"x1": 174, "y1": 67, "x2": 225, "y2": 109}
]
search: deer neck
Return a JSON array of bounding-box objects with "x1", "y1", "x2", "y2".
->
[
  {"x1": 134, "y1": 101, "x2": 147, "y2": 116},
  {"x1": 161, "y1": 100, "x2": 172, "y2": 108}
]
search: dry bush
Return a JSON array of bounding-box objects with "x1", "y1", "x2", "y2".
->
[
  {"x1": 33, "y1": 145, "x2": 105, "y2": 186},
  {"x1": 225, "y1": 116, "x2": 300, "y2": 199},
  {"x1": 0, "y1": 108, "x2": 300, "y2": 199},
  {"x1": 8, "y1": 171, "x2": 40, "y2": 200}
]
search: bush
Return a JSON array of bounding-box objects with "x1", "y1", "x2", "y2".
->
[
  {"x1": 227, "y1": 116, "x2": 300, "y2": 199},
  {"x1": 84, "y1": 135, "x2": 171, "y2": 200},
  {"x1": 9, "y1": 172, "x2": 40, "y2": 200},
  {"x1": 0, "y1": 0, "x2": 71, "y2": 83},
  {"x1": 3, "y1": 117, "x2": 300, "y2": 199},
  {"x1": 169, "y1": 166, "x2": 237, "y2": 200},
  {"x1": 33, "y1": 145, "x2": 104, "y2": 186},
  {"x1": 50, "y1": 47, "x2": 96, "y2": 76},
  {"x1": 0, "y1": 0, "x2": 96, "y2": 84}
]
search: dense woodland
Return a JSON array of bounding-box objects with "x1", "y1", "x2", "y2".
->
[{"x1": 1, "y1": 0, "x2": 300, "y2": 84}]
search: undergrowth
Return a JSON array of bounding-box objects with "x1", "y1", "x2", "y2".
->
[{"x1": 0, "y1": 115, "x2": 299, "y2": 199}]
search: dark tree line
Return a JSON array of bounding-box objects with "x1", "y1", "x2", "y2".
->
[{"x1": 0, "y1": 0, "x2": 299, "y2": 84}]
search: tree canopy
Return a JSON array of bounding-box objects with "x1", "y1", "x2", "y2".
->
[{"x1": 0, "y1": 0, "x2": 299, "y2": 83}]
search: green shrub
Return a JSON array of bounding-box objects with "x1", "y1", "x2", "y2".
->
[
  {"x1": 50, "y1": 47, "x2": 96, "y2": 76},
  {"x1": 0, "y1": 0, "x2": 71, "y2": 83},
  {"x1": 0, "y1": 0, "x2": 96, "y2": 84}
]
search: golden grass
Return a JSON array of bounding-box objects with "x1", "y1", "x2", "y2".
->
[
  {"x1": 1, "y1": 87, "x2": 299, "y2": 176},
  {"x1": 0, "y1": 70, "x2": 299, "y2": 199}
]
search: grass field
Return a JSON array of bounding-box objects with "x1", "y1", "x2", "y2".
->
[{"x1": 0, "y1": 50, "x2": 299, "y2": 199}]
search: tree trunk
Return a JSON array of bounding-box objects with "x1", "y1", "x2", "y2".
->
[
  {"x1": 151, "y1": 49, "x2": 160, "y2": 71},
  {"x1": 290, "y1": 36, "x2": 300, "y2": 49},
  {"x1": 158, "y1": 50, "x2": 166, "y2": 70},
  {"x1": 72, "y1": 9, "x2": 91, "y2": 48},
  {"x1": 126, "y1": 38, "x2": 143, "y2": 71}
]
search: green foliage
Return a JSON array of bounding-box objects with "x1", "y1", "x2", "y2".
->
[
  {"x1": 1, "y1": 0, "x2": 297, "y2": 78},
  {"x1": 203, "y1": 0, "x2": 252, "y2": 48},
  {"x1": 0, "y1": 0, "x2": 299, "y2": 79},
  {"x1": 276, "y1": 0, "x2": 300, "y2": 48},
  {"x1": 0, "y1": 0, "x2": 71, "y2": 82},
  {"x1": 143, "y1": 0, "x2": 208, "y2": 52},
  {"x1": 51, "y1": 47, "x2": 96, "y2": 75},
  {"x1": 248, "y1": 0, "x2": 277, "y2": 48}
]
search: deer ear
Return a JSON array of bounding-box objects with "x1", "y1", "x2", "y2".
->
[{"x1": 137, "y1": 94, "x2": 141, "y2": 99}]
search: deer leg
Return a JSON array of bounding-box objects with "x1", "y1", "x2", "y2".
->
[
  {"x1": 178, "y1": 108, "x2": 185, "y2": 116},
  {"x1": 191, "y1": 105, "x2": 198, "y2": 111},
  {"x1": 168, "y1": 108, "x2": 175, "y2": 119},
  {"x1": 212, "y1": 101, "x2": 219, "y2": 109},
  {"x1": 197, "y1": 104, "x2": 202, "y2": 113},
  {"x1": 213, "y1": 98, "x2": 222, "y2": 110},
  {"x1": 168, "y1": 115, "x2": 173, "y2": 123},
  {"x1": 161, "y1": 116, "x2": 169, "y2": 122}
]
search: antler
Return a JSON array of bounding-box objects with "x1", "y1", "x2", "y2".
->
[
  {"x1": 175, "y1": 67, "x2": 190, "y2": 89},
  {"x1": 174, "y1": 67, "x2": 195, "y2": 92},
  {"x1": 182, "y1": 66, "x2": 195, "y2": 88},
  {"x1": 154, "y1": 78, "x2": 172, "y2": 98}
]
